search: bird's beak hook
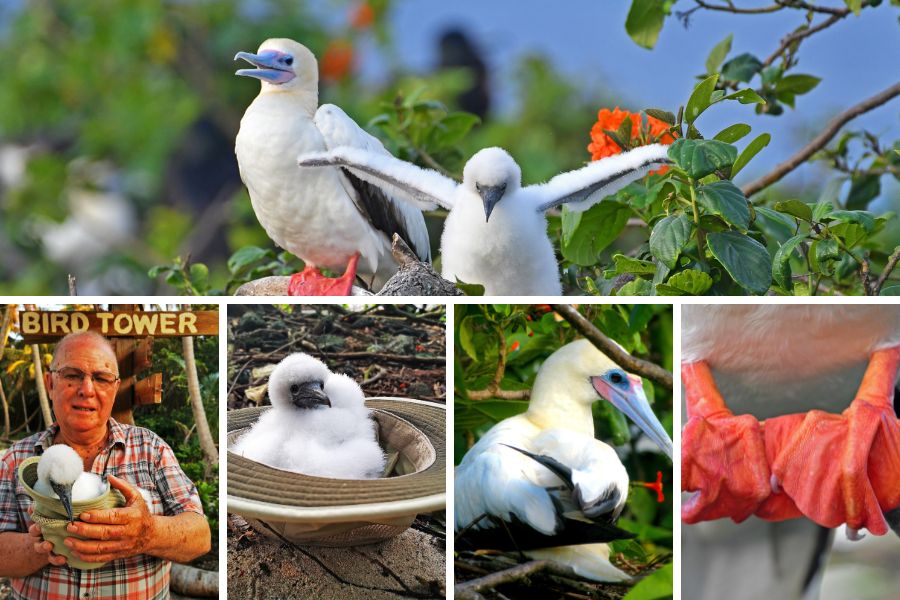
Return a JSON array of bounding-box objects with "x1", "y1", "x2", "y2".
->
[
  {"x1": 51, "y1": 481, "x2": 75, "y2": 522},
  {"x1": 478, "y1": 185, "x2": 506, "y2": 222}
]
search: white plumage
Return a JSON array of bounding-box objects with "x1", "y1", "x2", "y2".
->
[
  {"x1": 681, "y1": 304, "x2": 900, "y2": 600},
  {"x1": 34, "y1": 444, "x2": 108, "y2": 521},
  {"x1": 232, "y1": 353, "x2": 385, "y2": 479},
  {"x1": 297, "y1": 143, "x2": 671, "y2": 295},
  {"x1": 235, "y1": 38, "x2": 430, "y2": 291},
  {"x1": 455, "y1": 339, "x2": 672, "y2": 581}
]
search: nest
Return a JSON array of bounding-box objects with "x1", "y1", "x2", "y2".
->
[
  {"x1": 227, "y1": 398, "x2": 445, "y2": 546},
  {"x1": 19, "y1": 457, "x2": 125, "y2": 570}
]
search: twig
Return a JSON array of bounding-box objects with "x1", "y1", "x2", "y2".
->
[
  {"x1": 551, "y1": 304, "x2": 673, "y2": 390},
  {"x1": 455, "y1": 560, "x2": 582, "y2": 600},
  {"x1": 860, "y1": 254, "x2": 873, "y2": 295},
  {"x1": 762, "y1": 12, "x2": 846, "y2": 68},
  {"x1": 691, "y1": 0, "x2": 783, "y2": 14},
  {"x1": 873, "y1": 246, "x2": 900, "y2": 296},
  {"x1": 742, "y1": 81, "x2": 900, "y2": 197},
  {"x1": 466, "y1": 330, "x2": 531, "y2": 401}
]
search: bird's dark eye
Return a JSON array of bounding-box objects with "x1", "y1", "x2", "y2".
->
[
  {"x1": 475, "y1": 183, "x2": 481, "y2": 191},
  {"x1": 290, "y1": 384, "x2": 300, "y2": 394},
  {"x1": 285, "y1": 56, "x2": 294, "y2": 66},
  {"x1": 609, "y1": 371, "x2": 626, "y2": 385}
]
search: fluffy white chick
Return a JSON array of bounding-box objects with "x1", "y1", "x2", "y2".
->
[
  {"x1": 34, "y1": 444, "x2": 108, "y2": 521},
  {"x1": 232, "y1": 353, "x2": 385, "y2": 479}
]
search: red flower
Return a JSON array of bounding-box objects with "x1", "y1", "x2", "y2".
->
[
  {"x1": 509, "y1": 341, "x2": 521, "y2": 353},
  {"x1": 587, "y1": 107, "x2": 676, "y2": 175},
  {"x1": 350, "y1": 2, "x2": 375, "y2": 29},
  {"x1": 321, "y1": 39, "x2": 354, "y2": 82},
  {"x1": 635, "y1": 471, "x2": 665, "y2": 503}
]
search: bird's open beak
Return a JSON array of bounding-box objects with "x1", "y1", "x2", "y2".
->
[
  {"x1": 51, "y1": 481, "x2": 75, "y2": 522},
  {"x1": 292, "y1": 380, "x2": 331, "y2": 409},
  {"x1": 234, "y1": 50, "x2": 295, "y2": 84},
  {"x1": 478, "y1": 185, "x2": 506, "y2": 222},
  {"x1": 591, "y1": 374, "x2": 673, "y2": 460}
]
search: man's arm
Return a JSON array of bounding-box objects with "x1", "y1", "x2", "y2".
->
[
  {"x1": 0, "y1": 524, "x2": 68, "y2": 577},
  {"x1": 64, "y1": 475, "x2": 210, "y2": 564}
]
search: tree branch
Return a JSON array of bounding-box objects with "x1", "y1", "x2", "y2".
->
[
  {"x1": 691, "y1": 0, "x2": 784, "y2": 14},
  {"x1": 466, "y1": 329, "x2": 531, "y2": 401},
  {"x1": 551, "y1": 304, "x2": 673, "y2": 390},
  {"x1": 873, "y1": 246, "x2": 900, "y2": 296},
  {"x1": 455, "y1": 560, "x2": 581, "y2": 600},
  {"x1": 742, "y1": 81, "x2": 900, "y2": 197},
  {"x1": 762, "y1": 12, "x2": 846, "y2": 68}
]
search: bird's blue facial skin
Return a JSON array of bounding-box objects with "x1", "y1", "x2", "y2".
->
[{"x1": 234, "y1": 50, "x2": 296, "y2": 84}]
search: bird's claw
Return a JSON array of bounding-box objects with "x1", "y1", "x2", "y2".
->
[{"x1": 845, "y1": 527, "x2": 866, "y2": 541}]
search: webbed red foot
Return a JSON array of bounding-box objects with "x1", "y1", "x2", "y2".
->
[
  {"x1": 287, "y1": 253, "x2": 359, "y2": 296},
  {"x1": 766, "y1": 347, "x2": 900, "y2": 535},
  {"x1": 681, "y1": 361, "x2": 772, "y2": 524}
]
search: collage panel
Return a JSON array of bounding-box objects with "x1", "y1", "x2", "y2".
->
[
  {"x1": 225, "y1": 303, "x2": 446, "y2": 599},
  {"x1": 0, "y1": 303, "x2": 220, "y2": 598},
  {"x1": 454, "y1": 304, "x2": 673, "y2": 598},
  {"x1": 681, "y1": 304, "x2": 900, "y2": 600}
]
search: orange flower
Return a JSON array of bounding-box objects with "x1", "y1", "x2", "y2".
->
[
  {"x1": 350, "y1": 2, "x2": 375, "y2": 29},
  {"x1": 321, "y1": 39, "x2": 354, "y2": 82},
  {"x1": 587, "y1": 107, "x2": 676, "y2": 174},
  {"x1": 635, "y1": 470, "x2": 666, "y2": 503},
  {"x1": 509, "y1": 340, "x2": 521, "y2": 353}
]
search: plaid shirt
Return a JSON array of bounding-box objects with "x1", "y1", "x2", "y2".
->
[{"x1": 0, "y1": 419, "x2": 204, "y2": 600}]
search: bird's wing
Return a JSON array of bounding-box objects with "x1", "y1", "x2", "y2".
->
[
  {"x1": 531, "y1": 144, "x2": 671, "y2": 213},
  {"x1": 298, "y1": 144, "x2": 457, "y2": 212},
  {"x1": 314, "y1": 104, "x2": 433, "y2": 262}
]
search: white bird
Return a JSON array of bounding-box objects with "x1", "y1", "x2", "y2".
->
[
  {"x1": 234, "y1": 38, "x2": 430, "y2": 296},
  {"x1": 297, "y1": 143, "x2": 671, "y2": 295},
  {"x1": 454, "y1": 339, "x2": 672, "y2": 581},
  {"x1": 681, "y1": 305, "x2": 900, "y2": 600},
  {"x1": 34, "y1": 444, "x2": 108, "y2": 521},
  {"x1": 232, "y1": 353, "x2": 385, "y2": 479}
]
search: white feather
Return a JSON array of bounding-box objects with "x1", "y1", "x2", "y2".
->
[{"x1": 34, "y1": 445, "x2": 107, "y2": 501}]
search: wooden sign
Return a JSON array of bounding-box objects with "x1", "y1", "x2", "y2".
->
[{"x1": 19, "y1": 310, "x2": 218, "y2": 342}]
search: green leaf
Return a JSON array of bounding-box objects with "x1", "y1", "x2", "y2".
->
[
  {"x1": 616, "y1": 278, "x2": 654, "y2": 296},
  {"x1": 617, "y1": 115, "x2": 635, "y2": 148},
  {"x1": 610, "y1": 254, "x2": 657, "y2": 276},
  {"x1": 696, "y1": 180, "x2": 750, "y2": 230},
  {"x1": 644, "y1": 108, "x2": 676, "y2": 125},
  {"x1": 772, "y1": 234, "x2": 806, "y2": 291},
  {"x1": 706, "y1": 34, "x2": 733, "y2": 75},
  {"x1": 685, "y1": 74, "x2": 719, "y2": 124},
  {"x1": 189, "y1": 263, "x2": 209, "y2": 292},
  {"x1": 813, "y1": 202, "x2": 834, "y2": 221},
  {"x1": 625, "y1": 0, "x2": 668, "y2": 49},
  {"x1": 830, "y1": 223, "x2": 868, "y2": 248},
  {"x1": 457, "y1": 316, "x2": 478, "y2": 361},
  {"x1": 879, "y1": 285, "x2": 900, "y2": 296},
  {"x1": 623, "y1": 562, "x2": 674, "y2": 600},
  {"x1": 706, "y1": 231, "x2": 772, "y2": 294},
  {"x1": 718, "y1": 88, "x2": 766, "y2": 105},
  {"x1": 713, "y1": 123, "x2": 751, "y2": 143},
  {"x1": 829, "y1": 209, "x2": 875, "y2": 232},
  {"x1": 668, "y1": 138, "x2": 737, "y2": 179},
  {"x1": 721, "y1": 53, "x2": 763, "y2": 83},
  {"x1": 774, "y1": 199, "x2": 812, "y2": 222},
  {"x1": 810, "y1": 238, "x2": 840, "y2": 275},
  {"x1": 649, "y1": 214, "x2": 693, "y2": 268},
  {"x1": 775, "y1": 74, "x2": 822, "y2": 95},
  {"x1": 656, "y1": 269, "x2": 713, "y2": 295},
  {"x1": 845, "y1": 0, "x2": 863, "y2": 15},
  {"x1": 455, "y1": 279, "x2": 486, "y2": 296},
  {"x1": 560, "y1": 202, "x2": 631, "y2": 266},
  {"x1": 227, "y1": 246, "x2": 271, "y2": 273},
  {"x1": 427, "y1": 112, "x2": 481, "y2": 149},
  {"x1": 602, "y1": 128, "x2": 631, "y2": 152},
  {"x1": 731, "y1": 133, "x2": 771, "y2": 177},
  {"x1": 846, "y1": 174, "x2": 881, "y2": 209}
]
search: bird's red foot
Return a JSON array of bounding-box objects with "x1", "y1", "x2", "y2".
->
[
  {"x1": 681, "y1": 361, "x2": 773, "y2": 524},
  {"x1": 765, "y1": 347, "x2": 900, "y2": 534},
  {"x1": 287, "y1": 254, "x2": 360, "y2": 296}
]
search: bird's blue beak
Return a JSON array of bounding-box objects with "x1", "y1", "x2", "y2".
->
[
  {"x1": 51, "y1": 481, "x2": 75, "y2": 522},
  {"x1": 478, "y1": 185, "x2": 506, "y2": 222},
  {"x1": 591, "y1": 374, "x2": 673, "y2": 460},
  {"x1": 235, "y1": 50, "x2": 296, "y2": 84},
  {"x1": 291, "y1": 380, "x2": 331, "y2": 409}
]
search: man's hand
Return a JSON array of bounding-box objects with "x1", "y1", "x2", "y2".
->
[
  {"x1": 64, "y1": 475, "x2": 157, "y2": 563},
  {"x1": 27, "y1": 507, "x2": 67, "y2": 567}
]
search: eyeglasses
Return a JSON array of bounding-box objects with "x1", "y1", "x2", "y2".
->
[{"x1": 50, "y1": 367, "x2": 120, "y2": 391}]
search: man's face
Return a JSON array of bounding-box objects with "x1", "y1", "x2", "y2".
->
[{"x1": 45, "y1": 337, "x2": 120, "y2": 435}]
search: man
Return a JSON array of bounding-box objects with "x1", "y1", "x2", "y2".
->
[{"x1": 0, "y1": 331, "x2": 211, "y2": 599}]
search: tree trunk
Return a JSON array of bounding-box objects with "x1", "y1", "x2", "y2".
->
[
  {"x1": 0, "y1": 306, "x2": 12, "y2": 438},
  {"x1": 0, "y1": 379, "x2": 9, "y2": 440},
  {"x1": 32, "y1": 344, "x2": 53, "y2": 428},
  {"x1": 182, "y1": 336, "x2": 218, "y2": 473},
  {"x1": 170, "y1": 562, "x2": 218, "y2": 597}
]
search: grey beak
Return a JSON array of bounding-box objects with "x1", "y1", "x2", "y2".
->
[
  {"x1": 479, "y1": 185, "x2": 506, "y2": 222},
  {"x1": 51, "y1": 481, "x2": 75, "y2": 522},
  {"x1": 291, "y1": 380, "x2": 330, "y2": 409}
]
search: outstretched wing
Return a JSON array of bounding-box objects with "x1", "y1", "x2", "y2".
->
[
  {"x1": 532, "y1": 144, "x2": 671, "y2": 213},
  {"x1": 299, "y1": 131, "x2": 458, "y2": 213},
  {"x1": 314, "y1": 104, "x2": 432, "y2": 262}
]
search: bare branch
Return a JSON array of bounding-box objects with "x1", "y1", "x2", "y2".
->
[
  {"x1": 455, "y1": 560, "x2": 581, "y2": 600},
  {"x1": 692, "y1": 0, "x2": 784, "y2": 14},
  {"x1": 762, "y1": 12, "x2": 846, "y2": 68},
  {"x1": 873, "y1": 246, "x2": 900, "y2": 296},
  {"x1": 552, "y1": 304, "x2": 673, "y2": 390},
  {"x1": 466, "y1": 328, "x2": 532, "y2": 401},
  {"x1": 742, "y1": 81, "x2": 900, "y2": 197}
]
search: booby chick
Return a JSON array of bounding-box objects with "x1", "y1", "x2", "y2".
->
[
  {"x1": 235, "y1": 38, "x2": 430, "y2": 295},
  {"x1": 232, "y1": 353, "x2": 385, "y2": 479},
  {"x1": 34, "y1": 444, "x2": 108, "y2": 521},
  {"x1": 297, "y1": 144, "x2": 671, "y2": 295},
  {"x1": 455, "y1": 339, "x2": 672, "y2": 581}
]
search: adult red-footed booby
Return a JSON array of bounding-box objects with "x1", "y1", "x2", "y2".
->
[
  {"x1": 234, "y1": 38, "x2": 430, "y2": 295},
  {"x1": 455, "y1": 339, "x2": 673, "y2": 581},
  {"x1": 681, "y1": 304, "x2": 900, "y2": 600},
  {"x1": 297, "y1": 144, "x2": 670, "y2": 295}
]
